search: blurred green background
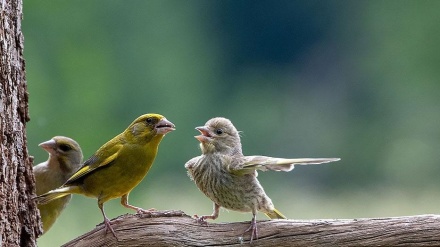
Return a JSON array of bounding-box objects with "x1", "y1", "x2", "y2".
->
[{"x1": 23, "y1": 1, "x2": 440, "y2": 246}]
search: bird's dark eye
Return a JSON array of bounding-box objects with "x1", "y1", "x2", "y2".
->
[
  {"x1": 215, "y1": 128, "x2": 223, "y2": 135},
  {"x1": 146, "y1": 118, "x2": 153, "y2": 124},
  {"x1": 59, "y1": 144, "x2": 72, "y2": 152}
]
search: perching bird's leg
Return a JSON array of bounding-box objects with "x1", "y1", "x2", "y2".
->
[
  {"x1": 98, "y1": 202, "x2": 118, "y2": 240},
  {"x1": 242, "y1": 213, "x2": 258, "y2": 243},
  {"x1": 194, "y1": 203, "x2": 220, "y2": 225},
  {"x1": 121, "y1": 194, "x2": 155, "y2": 214}
]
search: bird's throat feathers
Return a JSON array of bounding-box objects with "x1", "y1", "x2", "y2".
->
[
  {"x1": 199, "y1": 141, "x2": 216, "y2": 154},
  {"x1": 55, "y1": 156, "x2": 76, "y2": 176}
]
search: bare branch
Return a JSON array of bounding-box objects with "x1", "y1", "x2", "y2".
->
[{"x1": 62, "y1": 211, "x2": 440, "y2": 247}]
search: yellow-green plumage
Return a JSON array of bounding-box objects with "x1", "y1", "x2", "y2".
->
[
  {"x1": 33, "y1": 136, "x2": 83, "y2": 234},
  {"x1": 35, "y1": 114, "x2": 175, "y2": 238}
]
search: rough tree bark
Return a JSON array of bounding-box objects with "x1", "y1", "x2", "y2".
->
[
  {"x1": 0, "y1": 0, "x2": 41, "y2": 246},
  {"x1": 63, "y1": 211, "x2": 440, "y2": 247}
]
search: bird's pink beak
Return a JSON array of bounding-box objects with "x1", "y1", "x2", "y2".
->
[
  {"x1": 39, "y1": 139, "x2": 57, "y2": 155},
  {"x1": 195, "y1": 126, "x2": 211, "y2": 143},
  {"x1": 156, "y1": 118, "x2": 176, "y2": 135}
]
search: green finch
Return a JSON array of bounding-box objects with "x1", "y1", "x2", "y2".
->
[
  {"x1": 35, "y1": 114, "x2": 175, "y2": 239},
  {"x1": 185, "y1": 117, "x2": 340, "y2": 242},
  {"x1": 33, "y1": 136, "x2": 83, "y2": 234}
]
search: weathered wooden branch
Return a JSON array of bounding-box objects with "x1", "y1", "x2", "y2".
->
[{"x1": 62, "y1": 210, "x2": 440, "y2": 247}]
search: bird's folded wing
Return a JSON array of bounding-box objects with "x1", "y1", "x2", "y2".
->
[
  {"x1": 184, "y1": 156, "x2": 201, "y2": 170},
  {"x1": 64, "y1": 142, "x2": 123, "y2": 184},
  {"x1": 184, "y1": 156, "x2": 202, "y2": 180},
  {"x1": 231, "y1": 156, "x2": 340, "y2": 174}
]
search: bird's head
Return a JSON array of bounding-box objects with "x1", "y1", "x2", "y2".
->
[
  {"x1": 127, "y1": 113, "x2": 175, "y2": 143},
  {"x1": 195, "y1": 117, "x2": 242, "y2": 155},
  {"x1": 39, "y1": 136, "x2": 83, "y2": 172}
]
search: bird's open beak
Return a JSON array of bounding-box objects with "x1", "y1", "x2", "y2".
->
[
  {"x1": 195, "y1": 126, "x2": 211, "y2": 143},
  {"x1": 156, "y1": 118, "x2": 176, "y2": 135},
  {"x1": 39, "y1": 139, "x2": 57, "y2": 155}
]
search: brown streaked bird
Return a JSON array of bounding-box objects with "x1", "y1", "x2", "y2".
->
[
  {"x1": 185, "y1": 117, "x2": 340, "y2": 242},
  {"x1": 35, "y1": 114, "x2": 175, "y2": 239},
  {"x1": 33, "y1": 136, "x2": 83, "y2": 234}
]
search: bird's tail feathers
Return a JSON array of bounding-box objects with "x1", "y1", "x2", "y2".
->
[
  {"x1": 34, "y1": 186, "x2": 80, "y2": 205},
  {"x1": 265, "y1": 208, "x2": 286, "y2": 219}
]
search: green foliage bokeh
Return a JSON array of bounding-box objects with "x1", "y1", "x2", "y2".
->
[{"x1": 23, "y1": 1, "x2": 440, "y2": 246}]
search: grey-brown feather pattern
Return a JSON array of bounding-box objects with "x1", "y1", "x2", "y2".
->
[
  {"x1": 186, "y1": 152, "x2": 275, "y2": 214},
  {"x1": 185, "y1": 117, "x2": 340, "y2": 242}
]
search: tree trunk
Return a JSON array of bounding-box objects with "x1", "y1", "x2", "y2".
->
[
  {"x1": 0, "y1": 0, "x2": 41, "y2": 246},
  {"x1": 63, "y1": 211, "x2": 440, "y2": 247}
]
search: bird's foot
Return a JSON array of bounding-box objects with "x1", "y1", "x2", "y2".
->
[
  {"x1": 136, "y1": 207, "x2": 156, "y2": 215},
  {"x1": 193, "y1": 214, "x2": 210, "y2": 226},
  {"x1": 121, "y1": 195, "x2": 156, "y2": 215},
  {"x1": 103, "y1": 217, "x2": 119, "y2": 240},
  {"x1": 194, "y1": 205, "x2": 219, "y2": 226},
  {"x1": 242, "y1": 218, "x2": 258, "y2": 243}
]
